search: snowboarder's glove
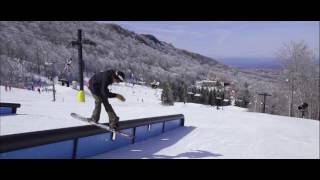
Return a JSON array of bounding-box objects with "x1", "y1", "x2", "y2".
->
[{"x1": 116, "y1": 94, "x2": 126, "y2": 102}]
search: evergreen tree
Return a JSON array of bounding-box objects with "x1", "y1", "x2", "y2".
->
[
  {"x1": 202, "y1": 88, "x2": 210, "y2": 105},
  {"x1": 161, "y1": 82, "x2": 174, "y2": 105},
  {"x1": 170, "y1": 82, "x2": 178, "y2": 101},
  {"x1": 182, "y1": 83, "x2": 187, "y2": 104},
  {"x1": 212, "y1": 89, "x2": 217, "y2": 106},
  {"x1": 209, "y1": 90, "x2": 214, "y2": 106},
  {"x1": 173, "y1": 81, "x2": 188, "y2": 103},
  {"x1": 237, "y1": 82, "x2": 251, "y2": 108}
]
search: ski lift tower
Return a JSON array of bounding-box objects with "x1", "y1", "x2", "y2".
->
[
  {"x1": 44, "y1": 61, "x2": 56, "y2": 102},
  {"x1": 257, "y1": 92, "x2": 272, "y2": 113},
  {"x1": 69, "y1": 29, "x2": 96, "y2": 103}
]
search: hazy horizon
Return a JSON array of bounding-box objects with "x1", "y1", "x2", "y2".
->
[{"x1": 99, "y1": 21, "x2": 319, "y2": 62}]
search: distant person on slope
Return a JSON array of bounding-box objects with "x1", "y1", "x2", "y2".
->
[{"x1": 88, "y1": 70, "x2": 126, "y2": 130}]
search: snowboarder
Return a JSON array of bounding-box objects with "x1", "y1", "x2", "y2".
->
[{"x1": 88, "y1": 70, "x2": 126, "y2": 130}]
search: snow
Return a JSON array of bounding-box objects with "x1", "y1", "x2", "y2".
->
[{"x1": 0, "y1": 84, "x2": 319, "y2": 159}]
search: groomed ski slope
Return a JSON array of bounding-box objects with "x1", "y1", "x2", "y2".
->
[{"x1": 0, "y1": 84, "x2": 319, "y2": 159}]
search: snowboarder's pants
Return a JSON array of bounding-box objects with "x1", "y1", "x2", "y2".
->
[{"x1": 91, "y1": 94, "x2": 119, "y2": 125}]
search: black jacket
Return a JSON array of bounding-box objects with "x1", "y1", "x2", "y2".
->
[{"x1": 89, "y1": 70, "x2": 117, "y2": 99}]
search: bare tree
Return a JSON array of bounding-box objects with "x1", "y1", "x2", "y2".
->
[{"x1": 277, "y1": 41, "x2": 319, "y2": 120}]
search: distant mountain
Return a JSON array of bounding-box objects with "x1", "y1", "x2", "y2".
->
[
  {"x1": 0, "y1": 21, "x2": 280, "y2": 94},
  {"x1": 217, "y1": 57, "x2": 281, "y2": 69}
]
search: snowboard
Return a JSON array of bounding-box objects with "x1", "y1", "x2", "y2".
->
[{"x1": 70, "y1": 113, "x2": 133, "y2": 140}]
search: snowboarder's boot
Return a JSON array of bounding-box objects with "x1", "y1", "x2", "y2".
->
[
  {"x1": 109, "y1": 116, "x2": 120, "y2": 130},
  {"x1": 88, "y1": 117, "x2": 99, "y2": 123}
]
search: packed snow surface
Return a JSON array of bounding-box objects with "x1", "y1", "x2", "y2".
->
[{"x1": 0, "y1": 84, "x2": 318, "y2": 159}]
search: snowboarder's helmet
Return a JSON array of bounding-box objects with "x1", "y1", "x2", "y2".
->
[{"x1": 115, "y1": 71, "x2": 125, "y2": 82}]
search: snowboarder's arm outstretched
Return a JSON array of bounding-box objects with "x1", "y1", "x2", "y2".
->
[{"x1": 101, "y1": 80, "x2": 117, "y2": 99}]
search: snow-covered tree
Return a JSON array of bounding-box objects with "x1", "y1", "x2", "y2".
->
[{"x1": 277, "y1": 41, "x2": 319, "y2": 119}]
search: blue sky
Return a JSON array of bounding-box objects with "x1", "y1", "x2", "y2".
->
[{"x1": 99, "y1": 21, "x2": 319, "y2": 61}]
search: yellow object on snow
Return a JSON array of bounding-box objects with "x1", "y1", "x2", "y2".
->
[{"x1": 77, "y1": 90, "x2": 85, "y2": 103}]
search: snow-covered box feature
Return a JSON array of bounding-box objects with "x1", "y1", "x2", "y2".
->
[{"x1": 0, "y1": 114, "x2": 184, "y2": 159}]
